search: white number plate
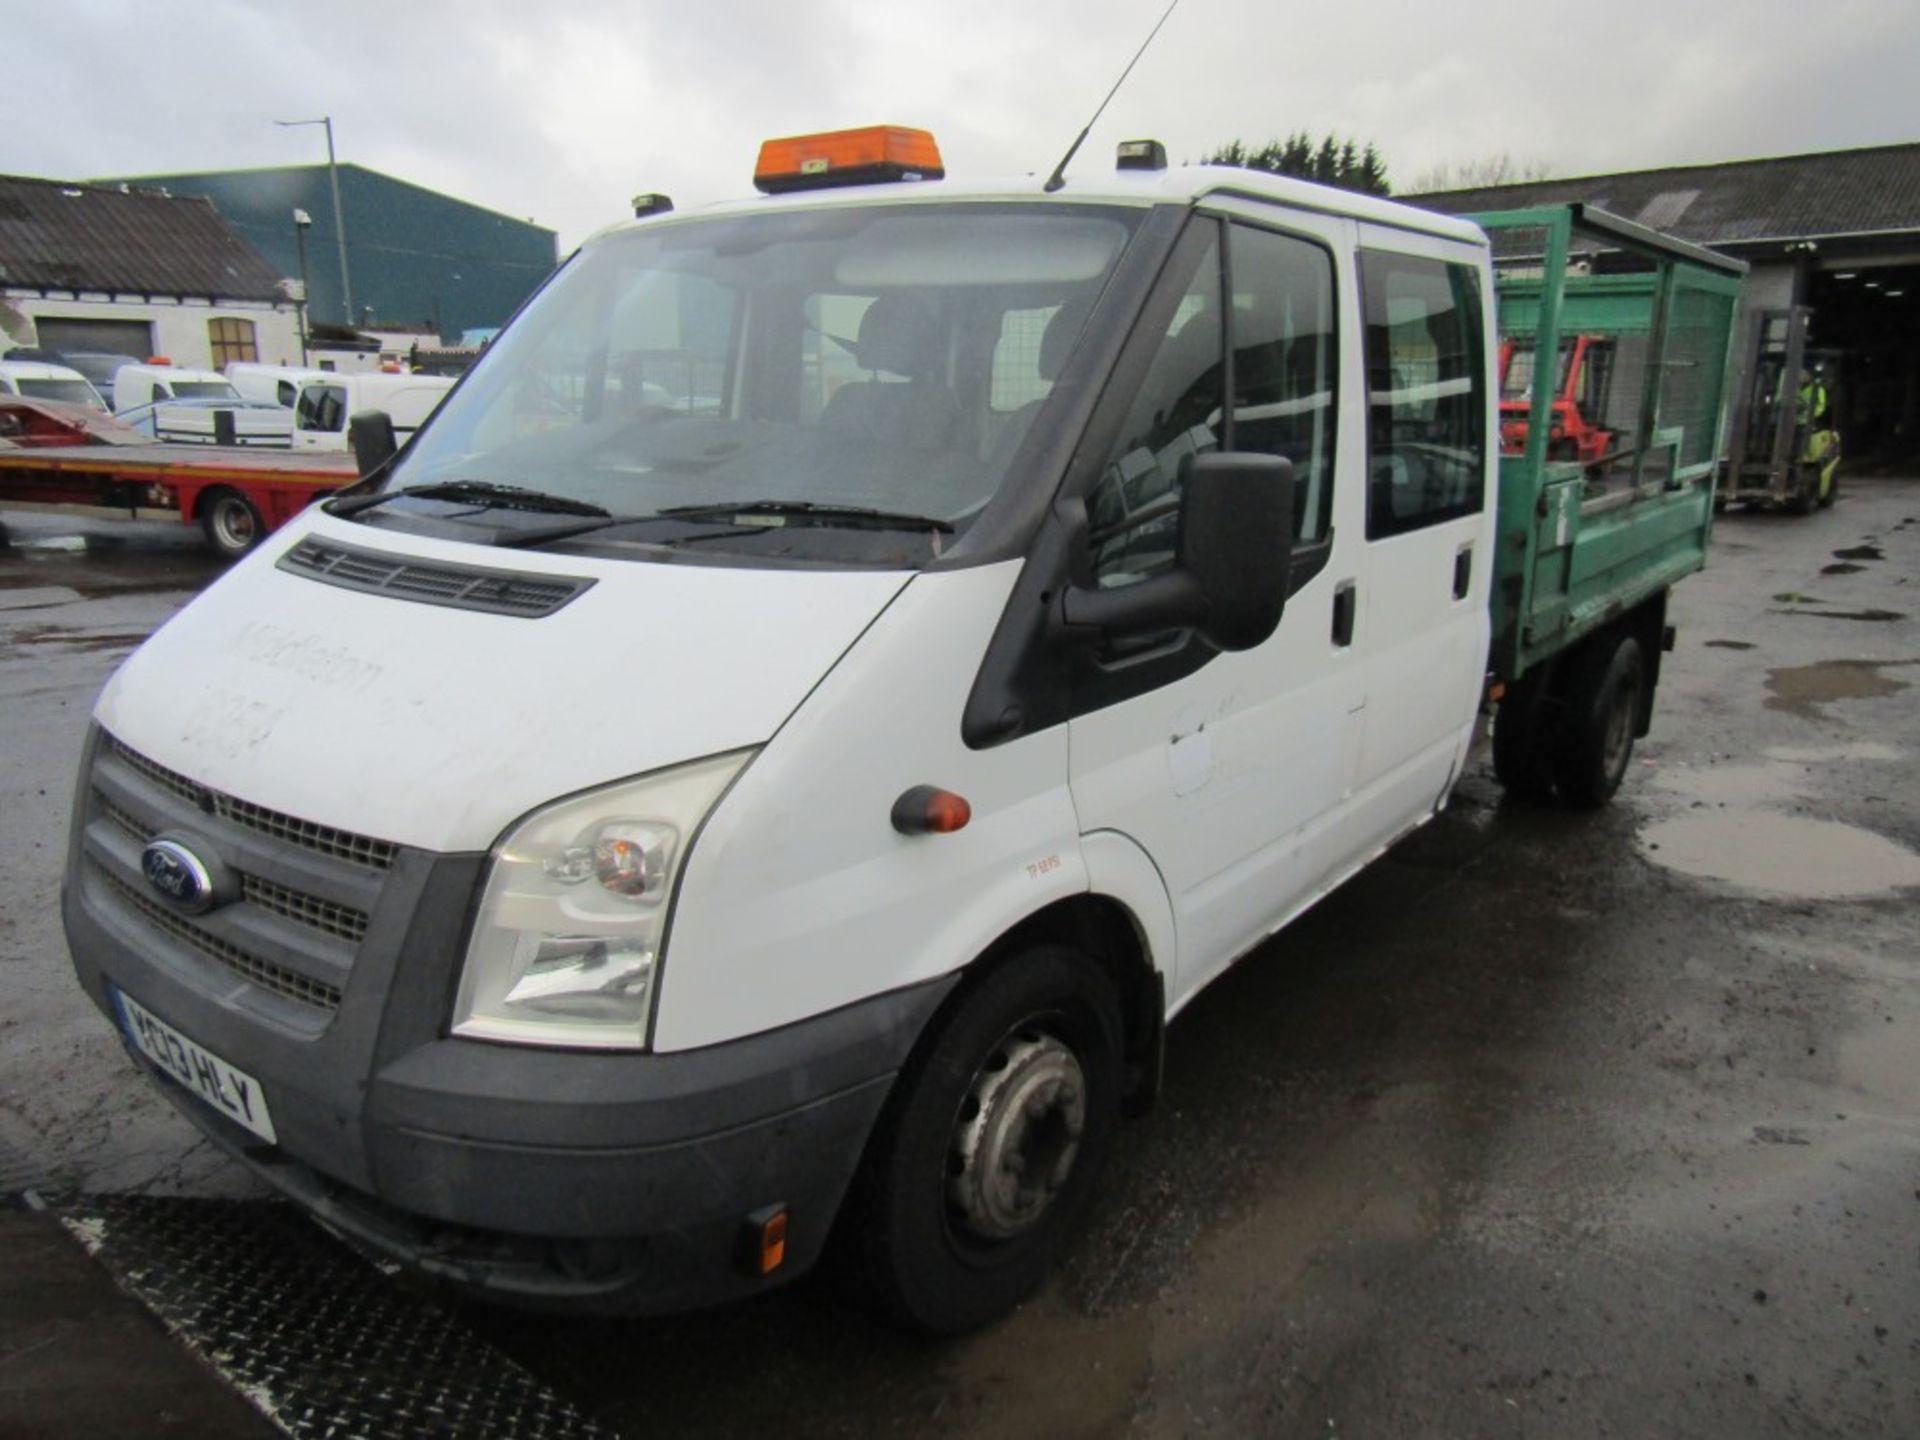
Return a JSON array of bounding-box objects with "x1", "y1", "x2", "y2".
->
[{"x1": 115, "y1": 989, "x2": 278, "y2": 1145}]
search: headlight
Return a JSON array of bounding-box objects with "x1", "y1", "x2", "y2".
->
[{"x1": 451, "y1": 749, "x2": 754, "y2": 1049}]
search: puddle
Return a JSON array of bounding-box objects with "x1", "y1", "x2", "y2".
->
[
  {"x1": 1832, "y1": 544, "x2": 1883, "y2": 561},
  {"x1": 1652, "y1": 763, "x2": 1805, "y2": 806},
  {"x1": 1764, "y1": 659, "x2": 1914, "y2": 718},
  {"x1": 1821, "y1": 563, "x2": 1865, "y2": 576},
  {"x1": 1640, "y1": 813, "x2": 1920, "y2": 898},
  {"x1": 1773, "y1": 608, "x2": 1907, "y2": 623},
  {"x1": 1764, "y1": 741, "x2": 1901, "y2": 763},
  {"x1": 5, "y1": 625, "x2": 149, "y2": 653},
  {"x1": 1705, "y1": 639, "x2": 1756, "y2": 650},
  {"x1": 0, "y1": 586, "x2": 81, "y2": 611},
  {"x1": 1771, "y1": 591, "x2": 1824, "y2": 605}
]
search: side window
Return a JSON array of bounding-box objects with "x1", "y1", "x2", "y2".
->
[
  {"x1": 1230, "y1": 223, "x2": 1338, "y2": 544},
  {"x1": 1360, "y1": 251, "x2": 1486, "y2": 539},
  {"x1": 1087, "y1": 225, "x2": 1224, "y2": 588},
  {"x1": 297, "y1": 384, "x2": 346, "y2": 432}
]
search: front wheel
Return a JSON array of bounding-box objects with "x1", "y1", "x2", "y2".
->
[
  {"x1": 845, "y1": 947, "x2": 1123, "y2": 1334},
  {"x1": 1553, "y1": 634, "x2": 1646, "y2": 808},
  {"x1": 200, "y1": 488, "x2": 263, "y2": 560}
]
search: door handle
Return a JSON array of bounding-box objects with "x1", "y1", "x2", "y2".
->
[
  {"x1": 1331, "y1": 581, "x2": 1356, "y2": 647},
  {"x1": 1453, "y1": 543, "x2": 1473, "y2": 600}
]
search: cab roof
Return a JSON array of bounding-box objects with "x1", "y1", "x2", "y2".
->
[{"x1": 588, "y1": 164, "x2": 1487, "y2": 251}]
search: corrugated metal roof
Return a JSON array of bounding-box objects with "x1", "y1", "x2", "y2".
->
[
  {"x1": 0, "y1": 174, "x2": 288, "y2": 301},
  {"x1": 1409, "y1": 143, "x2": 1920, "y2": 246}
]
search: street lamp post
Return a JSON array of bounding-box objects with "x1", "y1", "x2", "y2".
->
[
  {"x1": 274, "y1": 116, "x2": 353, "y2": 326},
  {"x1": 291, "y1": 208, "x2": 313, "y2": 366}
]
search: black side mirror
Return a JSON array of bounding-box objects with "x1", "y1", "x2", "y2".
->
[
  {"x1": 1178, "y1": 451, "x2": 1293, "y2": 651},
  {"x1": 1058, "y1": 451, "x2": 1294, "y2": 652},
  {"x1": 349, "y1": 409, "x2": 398, "y2": 479}
]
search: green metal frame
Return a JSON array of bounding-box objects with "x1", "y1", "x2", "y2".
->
[{"x1": 1469, "y1": 205, "x2": 1745, "y2": 683}]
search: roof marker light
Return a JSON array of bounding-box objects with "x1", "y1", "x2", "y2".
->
[
  {"x1": 753, "y1": 126, "x2": 945, "y2": 195},
  {"x1": 1116, "y1": 139, "x2": 1167, "y2": 172}
]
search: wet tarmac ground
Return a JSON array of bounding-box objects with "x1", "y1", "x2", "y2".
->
[{"x1": 2, "y1": 485, "x2": 1916, "y2": 1439}]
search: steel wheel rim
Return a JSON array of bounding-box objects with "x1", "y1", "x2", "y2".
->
[
  {"x1": 946, "y1": 1026, "x2": 1087, "y2": 1243},
  {"x1": 214, "y1": 501, "x2": 256, "y2": 550},
  {"x1": 1602, "y1": 672, "x2": 1636, "y2": 781}
]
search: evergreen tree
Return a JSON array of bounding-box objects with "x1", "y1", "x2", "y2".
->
[{"x1": 1200, "y1": 131, "x2": 1392, "y2": 197}]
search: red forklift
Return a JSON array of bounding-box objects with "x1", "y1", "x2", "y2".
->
[{"x1": 1499, "y1": 332, "x2": 1617, "y2": 465}]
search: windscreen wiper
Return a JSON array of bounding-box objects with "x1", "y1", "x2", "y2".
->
[
  {"x1": 657, "y1": 499, "x2": 954, "y2": 533},
  {"x1": 327, "y1": 481, "x2": 611, "y2": 519}
]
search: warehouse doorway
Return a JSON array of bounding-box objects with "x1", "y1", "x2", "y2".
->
[
  {"x1": 1809, "y1": 262, "x2": 1920, "y2": 464},
  {"x1": 32, "y1": 317, "x2": 155, "y2": 359}
]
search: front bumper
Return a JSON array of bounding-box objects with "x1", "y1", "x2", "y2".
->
[{"x1": 63, "y1": 727, "x2": 954, "y2": 1312}]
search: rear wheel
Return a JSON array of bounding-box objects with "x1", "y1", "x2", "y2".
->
[
  {"x1": 845, "y1": 946, "x2": 1123, "y2": 1334},
  {"x1": 200, "y1": 488, "x2": 263, "y2": 560},
  {"x1": 1553, "y1": 634, "x2": 1646, "y2": 808},
  {"x1": 1492, "y1": 668, "x2": 1555, "y2": 800}
]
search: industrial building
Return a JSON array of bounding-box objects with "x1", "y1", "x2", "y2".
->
[
  {"x1": 1413, "y1": 141, "x2": 1920, "y2": 462},
  {"x1": 100, "y1": 164, "x2": 558, "y2": 343},
  {"x1": 0, "y1": 174, "x2": 301, "y2": 368}
]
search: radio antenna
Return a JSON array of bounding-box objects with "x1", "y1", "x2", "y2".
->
[{"x1": 1042, "y1": 0, "x2": 1181, "y2": 194}]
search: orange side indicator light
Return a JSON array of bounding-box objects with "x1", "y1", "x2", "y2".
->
[
  {"x1": 892, "y1": 785, "x2": 972, "y2": 835},
  {"x1": 739, "y1": 1204, "x2": 790, "y2": 1277},
  {"x1": 754, "y1": 125, "x2": 945, "y2": 194}
]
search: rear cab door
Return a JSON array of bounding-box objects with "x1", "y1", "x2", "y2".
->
[{"x1": 1346, "y1": 224, "x2": 1497, "y2": 849}]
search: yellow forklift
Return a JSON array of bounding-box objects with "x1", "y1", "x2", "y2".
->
[{"x1": 1721, "y1": 306, "x2": 1841, "y2": 513}]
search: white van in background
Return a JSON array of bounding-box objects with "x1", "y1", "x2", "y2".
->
[
  {"x1": 226, "y1": 363, "x2": 330, "y2": 409},
  {"x1": 112, "y1": 363, "x2": 242, "y2": 415},
  {"x1": 292, "y1": 373, "x2": 454, "y2": 451},
  {"x1": 0, "y1": 359, "x2": 108, "y2": 411}
]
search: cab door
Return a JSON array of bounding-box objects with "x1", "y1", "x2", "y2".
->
[
  {"x1": 1066, "y1": 208, "x2": 1368, "y2": 1008},
  {"x1": 1345, "y1": 228, "x2": 1496, "y2": 849}
]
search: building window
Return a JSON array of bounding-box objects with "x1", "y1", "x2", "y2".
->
[{"x1": 208, "y1": 317, "x2": 258, "y2": 368}]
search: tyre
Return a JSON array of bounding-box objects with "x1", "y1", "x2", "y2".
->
[
  {"x1": 200, "y1": 488, "x2": 263, "y2": 560},
  {"x1": 1786, "y1": 465, "x2": 1816, "y2": 516},
  {"x1": 1552, "y1": 634, "x2": 1646, "y2": 808},
  {"x1": 844, "y1": 946, "x2": 1123, "y2": 1334},
  {"x1": 1492, "y1": 669, "x2": 1555, "y2": 800}
]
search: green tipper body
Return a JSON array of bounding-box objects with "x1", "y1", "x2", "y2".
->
[{"x1": 1470, "y1": 205, "x2": 1746, "y2": 684}]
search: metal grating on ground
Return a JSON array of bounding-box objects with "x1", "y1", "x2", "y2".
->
[{"x1": 59, "y1": 1194, "x2": 609, "y2": 1439}]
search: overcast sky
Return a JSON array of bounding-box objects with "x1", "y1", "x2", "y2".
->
[{"x1": 10, "y1": 0, "x2": 1918, "y2": 253}]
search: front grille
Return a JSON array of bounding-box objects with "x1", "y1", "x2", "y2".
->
[
  {"x1": 278, "y1": 536, "x2": 595, "y2": 619},
  {"x1": 108, "y1": 797, "x2": 370, "y2": 945},
  {"x1": 241, "y1": 874, "x2": 368, "y2": 944},
  {"x1": 95, "y1": 867, "x2": 344, "y2": 1011},
  {"x1": 109, "y1": 738, "x2": 395, "y2": 871}
]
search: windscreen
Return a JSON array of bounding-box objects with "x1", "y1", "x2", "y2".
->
[
  {"x1": 389, "y1": 203, "x2": 1142, "y2": 535},
  {"x1": 17, "y1": 379, "x2": 102, "y2": 408},
  {"x1": 173, "y1": 381, "x2": 242, "y2": 400}
]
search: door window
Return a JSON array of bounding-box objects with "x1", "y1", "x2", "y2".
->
[
  {"x1": 1360, "y1": 251, "x2": 1486, "y2": 538},
  {"x1": 1229, "y1": 222, "x2": 1338, "y2": 544},
  {"x1": 1086, "y1": 224, "x2": 1224, "y2": 588}
]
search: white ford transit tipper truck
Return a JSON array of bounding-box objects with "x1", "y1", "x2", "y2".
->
[{"x1": 63, "y1": 127, "x2": 1741, "y2": 1333}]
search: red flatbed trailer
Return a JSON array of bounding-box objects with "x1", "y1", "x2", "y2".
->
[{"x1": 0, "y1": 438, "x2": 356, "y2": 559}]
